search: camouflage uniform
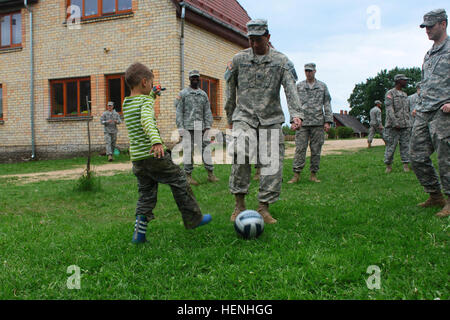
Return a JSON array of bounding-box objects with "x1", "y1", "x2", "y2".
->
[
  {"x1": 410, "y1": 30, "x2": 450, "y2": 197},
  {"x1": 225, "y1": 45, "x2": 303, "y2": 204},
  {"x1": 384, "y1": 85, "x2": 412, "y2": 165},
  {"x1": 292, "y1": 72, "x2": 332, "y2": 173},
  {"x1": 368, "y1": 105, "x2": 384, "y2": 144},
  {"x1": 408, "y1": 92, "x2": 422, "y2": 114},
  {"x1": 100, "y1": 108, "x2": 121, "y2": 155},
  {"x1": 175, "y1": 85, "x2": 214, "y2": 174}
]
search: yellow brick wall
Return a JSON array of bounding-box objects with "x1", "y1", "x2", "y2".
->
[{"x1": 0, "y1": 0, "x2": 246, "y2": 158}]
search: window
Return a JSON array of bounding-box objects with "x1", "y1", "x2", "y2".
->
[
  {"x1": 0, "y1": 12, "x2": 21, "y2": 48},
  {"x1": 50, "y1": 78, "x2": 91, "y2": 117},
  {"x1": 105, "y1": 74, "x2": 130, "y2": 114},
  {"x1": 200, "y1": 76, "x2": 219, "y2": 117},
  {"x1": 0, "y1": 84, "x2": 3, "y2": 120},
  {"x1": 67, "y1": 0, "x2": 132, "y2": 19}
]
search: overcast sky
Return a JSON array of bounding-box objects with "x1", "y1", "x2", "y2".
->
[{"x1": 238, "y1": 0, "x2": 448, "y2": 117}]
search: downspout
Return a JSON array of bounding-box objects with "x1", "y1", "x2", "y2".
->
[
  {"x1": 180, "y1": 2, "x2": 186, "y2": 90},
  {"x1": 24, "y1": 0, "x2": 35, "y2": 159}
]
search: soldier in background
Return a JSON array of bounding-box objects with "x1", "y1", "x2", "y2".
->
[
  {"x1": 100, "y1": 101, "x2": 121, "y2": 162},
  {"x1": 175, "y1": 70, "x2": 218, "y2": 185},
  {"x1": 383, "y1": 74, "x2": 412, "y2": 173},
  {"x1": 408, "y1": 83, "x2": 422, "y2": 118},
  {"x1": 288, "y1": 63, "x2": 332, "y2": 184},
  {"x1": 410, "y1": 9, "x2": 449, "y2": 218},
  {"x1": 225, "y1": 19, "x2": 303, "y2": 224},
  {"x1": 367, "y1": 100, "x2": 384, "y2": 148}
]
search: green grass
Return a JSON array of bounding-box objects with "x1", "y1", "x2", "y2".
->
[
  {"x1": 0, "y1": 146, "x2": 448, "y2": 300},
  {"x1": 0, "y1": 153, "x2": 130, "y2": 176}
]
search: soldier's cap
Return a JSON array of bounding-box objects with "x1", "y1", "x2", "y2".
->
[
  {"x1": 420, "y1": 9, "x2": 447, "y2": 28},
  {"x1": 394, "y1": 74, "x2": 409, "y2": 81},
  {"x1": 189, "y1": 70, "x2": 200, "y2": 78},
  {"x1": 304, "y1": 63, "x2": 316, "y2": 71},
  {"x1": 416, "y1": 82, "x2": 421, "y2": 89},
  {"x1": 246, "y1": 19, "x2": 269, "y2": 37},
  {"x1": 107, "y1": 101, "x2": 114, "y2": 106},
  {"x1": 375, "y1": 100, "x2": 382, "y2": 105}
]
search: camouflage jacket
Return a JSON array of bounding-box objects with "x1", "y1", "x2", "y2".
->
[
  {"x1": 418, "y1": 36, "x2": 450, "y2": 112},
  {"x1": 296, "y1": 79, "x2": 333, "y2": 126},
  {"x1": 100, "y1": 110, "x2": 121, "y2": 133},
  {"x1": 175, "y1": 87, "x2": 213, "y2": 130},
  {"x1": 384, "y1": 88, "x2": 412, "y2": 128},
  {"x1": 224, "y1": 47, "x2": 303, "y2": 127},
  {"x1": 369, "y1": 106, "x2": 382, "y2": 127},
  {"x1": 408, "y1": 93, "x2": 422, "y2": 113}
]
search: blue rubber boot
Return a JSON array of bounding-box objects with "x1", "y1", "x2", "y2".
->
[
  {"x1": 132, "y1": 215, "x2": 148, "y2": 244},
  {"x1": 194, "y1": 214, "x2": 212, "y2": 229}
]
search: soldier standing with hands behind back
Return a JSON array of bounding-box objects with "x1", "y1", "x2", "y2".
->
[
  {"x1": 410, "y1": 9, "x2": 450, "y2": 218},
  {"x1": 288, "y1": 63, "x2": 332, "y2": 184},
  {"x1": 225, "y1": 19, "x2": 303, "y2": 224},
  {"x1": 367, "y1": 100, "x2": 384, "y2": 148},
  {"x1": 100, "y1": 101, "x2": 121, "y2": 162}
]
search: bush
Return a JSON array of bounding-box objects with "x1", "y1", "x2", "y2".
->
[
  {"x1": 282, "y1": 124, "x2": 296, "y2": 136},
  {"x1": 74, "y1": 171, "x2": 102, "y2": 192},
  {"x1": 336, "y1": 126, "x2": 354, "y2": 139},
  {"x1": 327, "y1": 127, "x2": 336, "y2": 139}
]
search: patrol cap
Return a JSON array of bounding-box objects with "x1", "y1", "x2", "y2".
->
[
  {"x1": 246, "y1": 19, "x2": 269, "y2": 37},
  {"x1": 304, "y1": 63, "x2": 316, "y2": 71},
  {"x1": 107, "y1": 101, "x2": 114, "y2": 106},
  {"x1": 416, "y1": 82, "x2": 421, "y2": 89},
  {"x1": 374, "y1": 100, "x2": 382, "y2": 105},
  {"x1": 394, "y1": 74, "x2": 409, "y2": 81},
  {"x1": 189, "y1": 70, "x2": 200, "y2": 78},
  {"x1": 420, "y1": 9, "x2": 447, "y2": 28}
]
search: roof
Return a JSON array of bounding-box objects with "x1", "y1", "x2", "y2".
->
[
  {"x1": 0, "y1": 0, "x2": 38, "y2": 9},
  {"x1": 181, "y1": 0, "x2": 250, "y2": 34},
  {"x1": 333, "y1": 113, "x2": 368, "y2": 134}
]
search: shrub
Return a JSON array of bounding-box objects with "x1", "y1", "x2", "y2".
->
[
  {"x1": 327, "y1": 127, "x2": 336, "y2": 139},
  {"x1": 337, "y1": 126, "x2": 354, "y2": 139},
  {"x1": 282, "y1": 124, "x2": 296, "y2": 136}
]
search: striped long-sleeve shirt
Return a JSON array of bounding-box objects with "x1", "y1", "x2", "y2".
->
[{"x1": 122, "y1": 93, "x2": 165, "y2": 161}]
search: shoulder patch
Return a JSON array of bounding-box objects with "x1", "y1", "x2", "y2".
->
[{"x1": 387, "y1": 94, "x2": 392, "y2": 99}]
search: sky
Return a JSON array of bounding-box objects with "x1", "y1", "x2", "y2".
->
[{"x1": 238, "y1": 0, "x2": 449, "y2": 117}]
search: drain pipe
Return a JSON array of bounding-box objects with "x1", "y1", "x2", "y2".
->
[
  {"x1": 24, "y1": 0, "x2": 35, "y2": 159},
  {"x1": 180, "y1": 2, "x2": 186, "y2": 90}
]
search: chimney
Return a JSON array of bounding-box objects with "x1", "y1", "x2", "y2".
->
[
  {"x1": 340, "y1": 110, "x2": 343, "y2": 115},
  {"x1": 344, "y1": 111, "x2": 348, "y2": 115}
]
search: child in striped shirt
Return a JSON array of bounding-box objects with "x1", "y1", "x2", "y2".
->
[{"x1": 123, "y1": 62, "x2": 212, "y2": 244}]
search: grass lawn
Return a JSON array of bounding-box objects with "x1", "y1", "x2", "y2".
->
[{"x1": 0, "y1": 146, "x2": 448, "y2": 300}]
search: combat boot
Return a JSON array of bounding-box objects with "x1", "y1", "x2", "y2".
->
[
  {"x1": 230, "y1": 194, "x2": 246, "y2": 222},
  {"x1": 385, "y1": 165, "x2": 392, "y2": 174},
  {"x1": 287, "y1": 172, "x2": 300, "y2": 184},
  {"x1": 436, "y1": 197, "x2": 450, "y2": 218},
  {"x1": 310, "y1": 172, "x2": 321, "y2": 183},
  {"x1": 257, "y1": 202, "x2": 277, "y2": 224},
  {"x1": 108, "y1": 155, "x2": 113, "y2": 162},
  {"x1": 207, "y1": 170, "x2": 219, "y2": 183},
  {"x1": 418, "y1": 192, "x2": 446, "y2": 208},
  {"x1": 253, "y1": 168, "x2": 261, "y2": 181},
  {"x1": 186, "y1": 173, "x2": 199, "y2": 186},
  {"x1": 403, "y1": 163, "x2": 410, "y2": 172},
  {"x1": 368, "y1": 142, "x2": 371, "y2": 148}
]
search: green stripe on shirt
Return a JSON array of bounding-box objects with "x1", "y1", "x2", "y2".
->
[{"x1": 122, "y1": 93, "x2": 165, "y2": 161}]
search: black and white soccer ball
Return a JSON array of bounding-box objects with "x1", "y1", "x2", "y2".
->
[{"x1": 234, "y1": 210, "x2": 264, "y2": 239}]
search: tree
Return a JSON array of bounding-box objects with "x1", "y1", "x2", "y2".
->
[{"x1": 348, "y1": 67, "x2": 421, "y2": 125}]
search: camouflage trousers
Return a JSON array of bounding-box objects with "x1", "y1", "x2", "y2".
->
[
  {"x1": 182, "y1": 130, "x2": 214, "y2": 174},
  {"x1": 104, "y1": 132, "x2": 117, "y2": 155},
  {"x1": 132, "y1": 151, "x2": 203, "y2": 229},
  {"x1": 368, "y1": 125, "x2": 384, "y2": 144},
  {"x1": 292, "y1": 126, "x2": 324, "y2": 173},
  {"x1": 229, "y1": 121, "x2": 284, "y2": 204},
  {"x1": 384, "y1": 127, "x2": 410, "y2": 165},
  {"x1": 410, "y1": 109, "x2": 450, "y2": 196}
]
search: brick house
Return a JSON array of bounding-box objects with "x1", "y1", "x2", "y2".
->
[{"x1": 0, "y1": 0, "x2": 251, "y2": 161}]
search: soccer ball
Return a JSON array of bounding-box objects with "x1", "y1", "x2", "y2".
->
[{"x1": 234, "y1": 210, "x2": 264, "y2": 239}]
